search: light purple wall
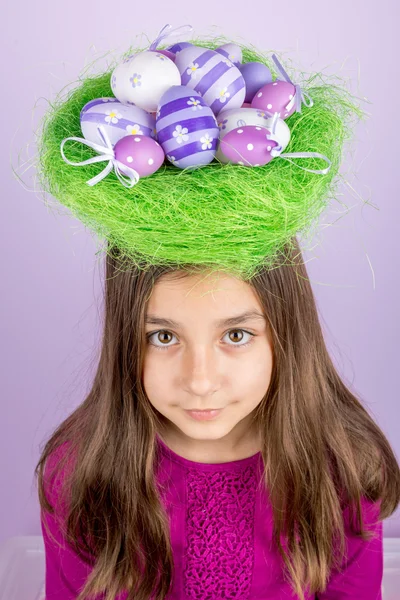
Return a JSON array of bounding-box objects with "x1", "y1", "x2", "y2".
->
[{"x1": 2, "y1": 1, "x2": 398, "y2": 544}]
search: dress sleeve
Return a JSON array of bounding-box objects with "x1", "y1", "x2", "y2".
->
[
  {"x1": 316, "y1": 496, "x2": 383, "y2": 600},
  {"x1": 40, "y1": 444, "x2": 106, "y2": 600}
]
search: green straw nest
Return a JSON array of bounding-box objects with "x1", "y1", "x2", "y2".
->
[{"x1": 35, "y1": 36, "x2": 365, "y2": 280}]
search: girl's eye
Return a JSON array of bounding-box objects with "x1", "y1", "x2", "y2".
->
[{"x1": 146, "y1": 329, "x2": 256, "y2": 351}]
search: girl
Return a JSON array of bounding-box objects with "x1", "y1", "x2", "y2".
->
[
  {"x1": 36, "y1": 241, "x2": 400, "y2": 600},
  {"x1": 32, "y1": 27, "x2": 400, "y2": 600}
]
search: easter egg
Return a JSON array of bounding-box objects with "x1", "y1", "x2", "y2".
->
[
  {"x1": 156, "y1": 85, "x2": 220, "y2": 169},
  {"x1": 239, "y1": 62, "x2": 272, "y2": 103},
  {"x1": 80, "y1": 97, "x2": 156, "y2": 146},
  {"x1": 167, "y1": 41, "x2": 193, "y2": 55},
  {"x1": 215, "y1": 107, "x2": 290, "y2": 163},
  {"x1": 251, "y1": 80, "x2": 297, "y2": 119},
  {"x1": 111, "y1": 51, "x2": 181, "y2": 112},
  {"x1": 218, "y1": 125, "x2": 279, "y2": 166},
  {"x1": 215, "y1": 43, "x2": 243, "y2": 66},
  {"x1": 151, "y1": 48, "x2": 176, "y2": 62},
  {"x1": 114, "y1": 134, "x2": 165, "y2": 177},
  {"x1": 110, "y1": 60, "x2": 131, "y2": 99},
  {"x1": 174, "y1": 46, "x2": 246, "y2": 117}
]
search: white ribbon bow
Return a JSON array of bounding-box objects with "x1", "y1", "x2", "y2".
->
[
  {"x1": 266, "y1": 113, "x2": 331, "y2": 174},
  {"x1": 60, "y1": 125, "x2": 140, "y2": 188}
]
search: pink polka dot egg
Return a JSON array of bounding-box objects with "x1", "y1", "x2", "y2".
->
[
  {"x1": 251, "y1": 80, "x2": 296, "y2": 119},
  {"x1": 218, "y1": 125, "x2": 279, "y2": 167},
  {"x1": 114, "y1": 134, "x2": 165, "y2": 177},
  {"x1": 216, "y1": 107, "x2": 290, "y2": 164}
]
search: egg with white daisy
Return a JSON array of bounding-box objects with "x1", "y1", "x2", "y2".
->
[
  {"x1": 156, "y1": 85, "x2": 220, "y2": 169},
  {"x1": 173, "y1": 46, "x2": 246, "y2": 117}
]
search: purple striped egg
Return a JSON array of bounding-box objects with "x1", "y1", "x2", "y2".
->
[
  {"x1": 218, "y1": 125, "x2": 279, "y2": 167},
  {"x1": 167, "y1": 42, "x2": 193, "y2": 55},
  {"x1": 174, "y1": 46, "x2": 246, "y2": 117},
  {"x1": 216, "y1": 107, "x2": 290, "y2": 163},
  {"x1": 251, "y1": 80, "x2": 297, "y2": 119},
  {"x1": 80, "y1": 98, "x2": 156, "y2": 146},
  {"x1": 215, "y1": 43, "x2": 243, "y2": 67},
  {"x1": 156, "y1": 85, "x2": 220, "y2": 169}
]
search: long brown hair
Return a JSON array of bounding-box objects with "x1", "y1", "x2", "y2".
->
[{"x1": 35, "y1": 238, "x2": 400, "y2": 600}]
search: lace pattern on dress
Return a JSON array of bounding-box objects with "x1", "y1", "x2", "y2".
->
[{"x1": 184, "y1": 464, "x2": 257, "y2": 599}]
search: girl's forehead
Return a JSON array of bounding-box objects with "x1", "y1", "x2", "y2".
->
[
  {"x1": 149, "y1": 273, "x2": 257, "y2": 306},
  {"x1": 146, "y1": 274, "x2": 265, "y2": 327}
]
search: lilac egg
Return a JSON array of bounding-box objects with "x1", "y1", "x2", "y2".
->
[
  {"x1": 114, "y1": 134, "x2": 165, "y2": 177},
  {"x1": 215, "y1": 43, "x2": 243, "y2": 67},
  {"x1": 251, "y1": 80, "x2": 297, "y2": 119},
  {"x1": 218, "y1": 125, "x2": 279, "y2": 167},
  {"x1": 156, "y1": 85, "x2": 219, "y2": 170},
  {"x1": 239, "y1": 62, "x2": 272, "y2": 103},
  {"x1": 174, "y1": 46, "x2": 246, "y2": 116},
  {"x1": 80, "y1": 98, "x2": 156, "y2": 146}
]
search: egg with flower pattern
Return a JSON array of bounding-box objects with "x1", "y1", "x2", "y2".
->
[
  {"x1": 173, "y1": 46, "x2": 246, "y2": 116},
  {"x1": 156, "y1": 85, "x2": 220, "y2": 169},
  {"x1": 167, "y1": 41, "x2": 193, "y2": 55},
  {"x1": 110, "y1": 51, "x2": 181, "y2": 112},
  {"x1": 215, "y1": 43, "x2": 243, "y2": 67},
  {"x1": 80, "y1": 98, "x2": 156, "y2": 146}
]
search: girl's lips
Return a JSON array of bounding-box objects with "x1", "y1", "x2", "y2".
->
[{"x1": 185, "y1": 409, "x2": 223, "y2": 421}]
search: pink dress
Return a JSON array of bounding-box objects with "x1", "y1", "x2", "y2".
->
[{"x1": 40, "y1": 436, "x2": 383, "y2": 599}]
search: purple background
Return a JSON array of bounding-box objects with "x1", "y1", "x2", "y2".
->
[{"x1": 2, "y1": 1, "x2": 399, "y2": 544}]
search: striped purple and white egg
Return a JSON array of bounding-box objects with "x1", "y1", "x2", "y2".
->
[
  {"x1": 174, "y1": 46, "x2": 246, "y2": 117},
  {"x1": 156, "y1": 85, "x2": 220, "y2": 169},
  {"x1": 215, "y1": 107, "x2": 290, "y2": 163},
  {"x1": 251, "y1": 80, "x2": 297, "y2": 119},
  {"x1": 167, "y1": 41, "x2": 193, "y2": 55},
  {"x1": 215, "y1": 43, "x2": 243, "y2": 67},
  {"x1": 80, "y1": 98, "x2": 156, "y2": 146},
  {"x1": 219, "y1": 125, "x2": 279, "y2": 167}
]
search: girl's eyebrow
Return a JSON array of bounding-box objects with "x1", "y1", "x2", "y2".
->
[{"x1": 145, "y1": 310, "x2": 266, "y2": 329}]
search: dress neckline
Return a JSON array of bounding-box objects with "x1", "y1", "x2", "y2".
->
[{"x1": 156, "y1": 433, "x2": 262, "y2": 470}]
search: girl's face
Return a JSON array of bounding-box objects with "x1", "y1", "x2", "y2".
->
[{"x1": 142, "y1": 271, "x2": 274, "y2": 463}]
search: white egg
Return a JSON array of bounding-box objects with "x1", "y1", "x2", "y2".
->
[{"x1": 111, "y1": 51, "x2": 181, "y2": 112}]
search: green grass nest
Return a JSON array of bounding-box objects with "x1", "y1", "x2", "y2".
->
[{"x1": 35, "y1": 35, "x2": 365, "y2": 280}]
